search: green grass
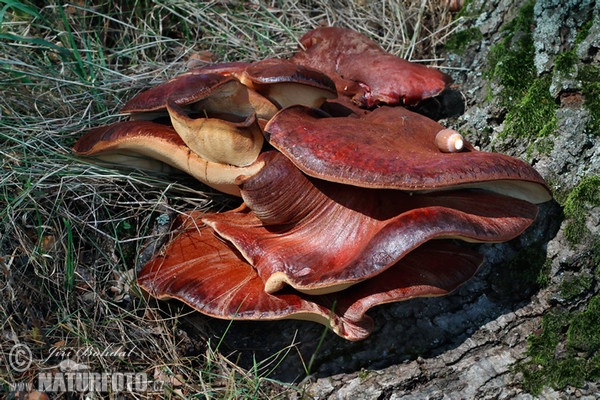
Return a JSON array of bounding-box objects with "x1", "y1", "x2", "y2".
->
[{"x1": 0, "y1": 1, "x2": 457, "y2": 398}]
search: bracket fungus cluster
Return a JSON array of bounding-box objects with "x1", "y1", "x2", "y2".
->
[{"x1": 73, "y1": 27, "x2": 552, "y2": 341}]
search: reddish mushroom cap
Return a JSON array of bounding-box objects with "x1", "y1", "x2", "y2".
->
[
  {"x1": 202, "y1": 151, "x2": 538, "y2": 294},
  {"x1": 291, "y1": 27, "x2": 453, "y2": 107},
  {"x1": 121, "y1": 72, "x2": 279, "y2": 121},
  {"x1": 264, "y1": 105, "x2": 552, "y2": 204},
  {"x1": 194, "y1": 61, "x2": 252, "y2": 79},
  {"x1": 239, "y1": 58, "x2": 337, "y2": 109},
  {"x1": 137, "y1": 211, "x2": 482, "y2": 341},
  {"x1": 72, "y1": 120, "x2": 264, "y2": 196},
  {"x1": 121, "y1": 73, "x2": 233, "y2": 114}
]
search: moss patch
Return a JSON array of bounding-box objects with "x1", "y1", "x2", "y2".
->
[
  {"x1": 568, "y1": 295, "x2": 600, "y2": 354},
  {"x1": 484, "y1": 0, "x2": 558, "y2": 147},
  {"x1": 562, "y1": 175, "x2": 600, "y2": 246},
  {"x1": 559, "y1": 275, "x2": 593, "y2": 301},
  {"x1": 554, "y1": 51, "x2": 578, "y2": 75},
  {"x1": 485, "y1": 1, "x2": 536, "y2": 105},
  {"x1": 445, "y1": 27, "x2": 483, "y2": 55},
  {"x1": 485, "y1": 3, "x2": 598, "y2": 143},
  {"x1": 517, "y1": 174, "x2": 600, "y2": 394},
  {"x1": 579, "y1": 64, "x2": 600, "y2": 135},
  {"x1": 516, "y1": 295, "x2": 600, "y2": 395},
  {"x1": 575, "y1": 18, "x2": 594, "y2": 47},
  {"x1": 503, "y1": 75, "x2": 557, "y2": 141}
]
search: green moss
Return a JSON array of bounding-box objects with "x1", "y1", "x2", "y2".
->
[
  {"x1": 568, "y1": 295, "x2": 600, "y2": 354},
  {"x1": 554, "y1": 51, "x2": 578, "y2": 75},
  {"x1": 445, "y1": 27, "x2": 483, "y2": 55},
  {"x1": 559, "y1": 275, "x2": 593, "y2": 301},
  {"x1": 594, "y1": 238, "x2": 600, "y2": 274},
  {"x1": 562, "y1": 175, "x2": 600, "y2": 246},
  {"x1": 575, "y1": 19, "x2": 594, "y2": 46},
  {"x1": 537, "y1": 258, "x2": 553, "y2": 288},
  {"x1": 486, "y1": 37, "x2": 536, "y2": 107},
  {"x1": 503, "y1": 75, "x2": 557, "y2": 142},
  {"x1": 483, "y1": 3, "x2": 597, "y2": 147},
  {"x1": 493, "y1": 8, "x2": 600, "y2": 394},
  {"x1": 590, "y1": 355, "x2": 600, "y2": 382},
  {"x1": 517, "y1": 297, "x2": 600, "y2": 395},
  {"x1": 527, "y1": 312, "x2": 571, "y2": 364},
  {"x1": 485, "y1": 0, "x2": 536, "y2": 105},
  {"x1": 578, "y1": 64, "x2": 600, "y2": 135},
  {"x1": 517, "y1": 312, "x2": 571, "y2": 394},
  {"x1": 483, "y1": 0, "x2": 559, "y2": 146},
  {"x1": 502, "y1": 0, "x2": 536, "y2": 35}
]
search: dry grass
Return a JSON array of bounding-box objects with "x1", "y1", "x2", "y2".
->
[{"x1": 0, "y1": 1, "x2": 458, "y2": 398}]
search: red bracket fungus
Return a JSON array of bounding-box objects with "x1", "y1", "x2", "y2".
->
[
  {"x1": 165, "y1": 98, "x2": 263, "y2": 167},
  {"x1": 121, "y1": 72, "x2": 279, "y2": 121},
  {"x1": 238, "y1": 58, "x2": 338, "y2": 109},
  {"x1": 72, "y1": 27, "x2": 553, "y2": 340},
  {"x1": 203, "y1": 151, "x2": 540, "y2": 295},
  {"x1": 72, "y1": 120, "x2": 264, "y2": 196},
  {"x1": 264, "y1": 105, "x2": 550, "y2": 203},
  {"x1": 137, "y1": 212, "x2": 483, "y2": 341},
  {"x1": 291, "y1": 27, "x2": 453, "y2": 108}
]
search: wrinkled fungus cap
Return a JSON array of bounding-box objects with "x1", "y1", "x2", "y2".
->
[
  {"x1": 137, "y1": 211, "x2": 482, "y2": 341},
  {"x1": 291, "y1": 27, "x2": 452, "y2": 107},
  {"x1": 166, "y1": 98, "x2": 264, "y2": 167},
  {"x1": 202, "y1": 151, "x2": 540, "y2": 295},
  {"x1": 265, "y1": 105, "x2": 552, "y2": 204}
]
